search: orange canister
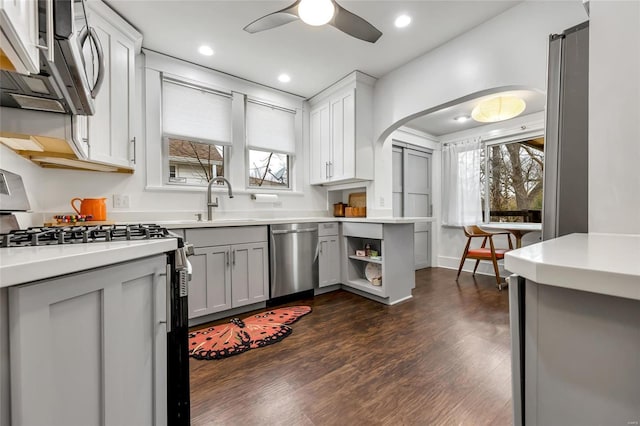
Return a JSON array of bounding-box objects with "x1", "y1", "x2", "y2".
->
[{"x1": 71, "y1": 197, "x2": 107, "y2": 221}]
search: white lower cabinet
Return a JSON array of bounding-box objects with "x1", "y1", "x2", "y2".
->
[
  {"x1": 8, "y1": 255, "x2": 167, "y2": 426},
  {"x1": 185, "y1": 227, "x2": 269, "y2": 320}
]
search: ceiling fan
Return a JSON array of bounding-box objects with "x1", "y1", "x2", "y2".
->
[{"x1": 243, "y1": 0, "x2": 383, "y2": 43}]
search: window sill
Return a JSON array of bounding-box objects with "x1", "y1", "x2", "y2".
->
[{"x1": 145, "y1": 185, "x2": 305, "y2": 196}]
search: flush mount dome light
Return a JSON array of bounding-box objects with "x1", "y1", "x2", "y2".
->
[
  {"x1": 298, "y1": 0, "x2": 336, "y2": 26},
  {"x1": 454, "y1": 115, "x2": 470, "y2": 123},
  {"x1": 471, "y1": 96, "x2": 526, "y2": 123},
  {"x1": 278, "y1": 74, "x2": 291, "y2": 83}
]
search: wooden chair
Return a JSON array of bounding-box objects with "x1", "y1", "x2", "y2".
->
[{"x1": 456, "y1": 225, "x2": 513, "y2": 290}]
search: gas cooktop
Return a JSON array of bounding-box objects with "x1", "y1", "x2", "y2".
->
[{"x1": 0, "y1": 224, "x2": 175, "y2": 248}]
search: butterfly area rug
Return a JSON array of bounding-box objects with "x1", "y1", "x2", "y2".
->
[{"x1": 188, "y1": 306, "x2": 312, "y2": 360}]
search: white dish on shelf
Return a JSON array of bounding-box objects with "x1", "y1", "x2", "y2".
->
[{"x1": 365, "y1": 262, "x2": 382, "y2": 286}]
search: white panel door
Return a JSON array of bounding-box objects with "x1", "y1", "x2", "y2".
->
[
  {"x1": 189, "y1": 246, "x2": 231, "y2": 318},
  {"x1": 8, "y1": 255, "x2": 167, "y2": 426},
  {"x1": 392, "y1": 146, "x2": 404, "y2": 216},
  {"x1": 310, "y1": 103, "x2": 331, "y2": 184},
  {"x1": 330, "y1": 89, "x2": 355, "y2": 181},
  {"x1": 231, "y1": 242, "x2": 269, "y2": 308},
  {"x1": 393, "y1": 145, "x2": 433, "y2": 269},
  {"x1": 83, "y1": 10, "x2": 135, "y2": 168},
  {"x1": 319, "y1": 236, "x2": 340, "y2": 287}
]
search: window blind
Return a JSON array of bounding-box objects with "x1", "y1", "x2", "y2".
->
[
  {"x1": 162, "y1": 79, "x2": 232, "y2": 146},
  {"x1": 246, "y1": 100, "x2": 296, "y2": 155}
]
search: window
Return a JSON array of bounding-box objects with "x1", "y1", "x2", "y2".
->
[
  {"x1": 481, "y1": 138, "x2": 544, "y2": 223},
  {"x1": 167, "y1": 138, "x2": 224, "y2": 185},
  {"x1": 245, "y1": 99, "x2": 296, "y2": 189},
  {"x1": 248, "y1": 149, "x2": 289, "y2": 188},
  {"x1": 162, "y1": 78, "x2": 232, "y2": 186}
]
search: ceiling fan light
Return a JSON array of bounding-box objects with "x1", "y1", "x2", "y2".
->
[
  {"x1": 471, "y1": 96, "x2": 526, "y2": 123},
  {"x1": 298, "y1": 0, "x2": 336, "y2": 26}
]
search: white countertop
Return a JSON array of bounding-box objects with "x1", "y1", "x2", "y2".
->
[
  {"x1": 0, "y1": 239, "x2": 177, "y2": 287},
  {"x1": 505, "y1": 233, "x2": 640, "y2": 301},
  {"x1": 150, "y1": 216, "x2": 434, "y2": 229}
]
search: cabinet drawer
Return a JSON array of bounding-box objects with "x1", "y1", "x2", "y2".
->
[
  {"x1": 318, "y1": 222, "x2": 339, "y2": 236},
  {"x1": 185, "y1": 226, "x2": 267, "y2": 247},
  {"x1": 342, "y1": 222, "x2": 383, "y2": 239}
]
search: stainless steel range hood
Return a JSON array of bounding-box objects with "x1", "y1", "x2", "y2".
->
[{"x1": 0, "y1": 106, "x2": 130, "y2": 173}]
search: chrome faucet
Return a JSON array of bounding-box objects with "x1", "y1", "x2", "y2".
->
[{"x1": 207, "y1": 177, "x2": 234, "y2": 220}]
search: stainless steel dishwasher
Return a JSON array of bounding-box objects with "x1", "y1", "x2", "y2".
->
[{"x1": 269, "y1": 223, "x2": 319, "y2": 298}]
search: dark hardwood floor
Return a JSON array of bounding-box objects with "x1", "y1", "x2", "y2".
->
[{"x1": 189, "y1": 268, "x2": 512, "y2": 425}]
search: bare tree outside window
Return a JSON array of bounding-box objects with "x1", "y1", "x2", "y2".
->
[
  {"x1": 481, "y1": 138, "x2": 544, "y2": 223},
  {"x1": 248, "y1": 149, "x2": 289, "y2": 188},
  {"x1": 167, "y1": 138, "x2": 224, "y2": 185}
]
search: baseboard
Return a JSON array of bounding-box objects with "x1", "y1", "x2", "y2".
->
[{"x1": 437, "y1": 255, "x2": 510, "y2": 278}]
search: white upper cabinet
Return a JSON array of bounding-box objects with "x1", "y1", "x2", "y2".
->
[
  {"x1": 309, "y1": 71, "x2": 375, "y2": 185},
  {"x1": 77, "y1": 1, "x2": 142, "y2": 170},
  {"x1": 0, "y1": 0, "x2": 39, "y2": 74}
]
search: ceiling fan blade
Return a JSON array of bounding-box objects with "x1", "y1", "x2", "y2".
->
[
  {"x1": 330, "y1": 2, "x2": 382, "y2": 43},
  {"x1": 243, "y1": 1, "x2": 301, "y2": 34}
]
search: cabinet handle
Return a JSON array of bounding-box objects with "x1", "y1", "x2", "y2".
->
[
  {"x1": 130, "y1": 137, "x2": 136, "y2": 164},
  {"x1": 319, "y1": 241, "x2": 323, "y2": 254},
  {"x1": 325, "y1": 162, "x2": 329, "y2": 179},
  {"x1": 329, "y1": 161, "x2": 333, "y2": 178},
  {"x1": 36, "y1": 0, "x2": 54, "y2": 62},
  {"x1": 232, "y1": 250, "x2": 236, "y2": 265},
  {"x1": 226, "y1": 250, "x2": 229, "y2": 266}
]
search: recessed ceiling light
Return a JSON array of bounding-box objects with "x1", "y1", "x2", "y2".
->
[
  {"x1": 278, "y1": 74, "x2": 291, "y2": 83},
  {"x1": 198, "y1": 45, "x2": 214, "y2": 56},
  {"x1": 395, "y1": 15, "x2": 412, "y2": 28},
  {"x1": 454, "y1": 115, "x2": 470, "y2": 123}
]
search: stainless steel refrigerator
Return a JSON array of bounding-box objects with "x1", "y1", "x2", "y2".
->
[
  {"x1": 511, "y1": 21, "x2": 590, "y2": 426},
  {"x1": 542, "y1": 21, "x2": 589, "y2": 240}
]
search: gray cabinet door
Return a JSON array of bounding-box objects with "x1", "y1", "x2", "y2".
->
[
  {"x1": 231, "y1": 242, "x2": 269, "y2": 307},
  {"x1": 319, "y1": 236, "x2": 340, "y2": 287},
  {"x1": 189, "y1": 246, "x2": 231, "y2": 318},
  {"x1": 8, "y1": 255, "x2": 167, "y2": 426}
]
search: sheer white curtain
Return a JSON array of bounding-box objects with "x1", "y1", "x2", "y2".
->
[{"x1": 442, "y1": 137, "x2": 483, "y2": 226}]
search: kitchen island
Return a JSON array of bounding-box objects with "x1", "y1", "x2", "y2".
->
[{"x1": 504, "y1": 233, "x2": 640, "y2": 426}]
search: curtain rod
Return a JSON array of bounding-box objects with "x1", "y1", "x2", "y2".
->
[{"x1": 246, "y1": 98, "x2": 297, "y2": 114}]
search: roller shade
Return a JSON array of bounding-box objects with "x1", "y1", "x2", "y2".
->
[
  {"x1": 162, "y1": 79, "x2": 232, "y2": 145},
  {"x1": 246, "y1": 100, "x2": 296, "y2": 155}
]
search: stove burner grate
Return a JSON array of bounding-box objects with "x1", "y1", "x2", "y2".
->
[{"x1": 0, "y1": 224, "x2": 174, "y2": 248}]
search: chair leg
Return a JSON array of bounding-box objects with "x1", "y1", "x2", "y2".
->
[
  {"x1": 491, "y1": 257, "x2": 502, "y2": 288},
  {"x1": 472, "y1": 260, "x2": 480, "y2": 275},
  {"x1": 456, "y1": 239, "x2": 471, "y2": 280}
]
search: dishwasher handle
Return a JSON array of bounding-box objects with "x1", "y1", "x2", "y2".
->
[{"x1": 271, "y1": 228, "x2": 318, "y2": 235}]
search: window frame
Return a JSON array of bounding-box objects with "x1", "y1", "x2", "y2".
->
[
  {"x1": 246, "y1": 148, "x2": 292, "y2": 190},
  {"x1": 163, "y1": 137, "x2": 226, "y2": 187},
  {"x1": 482, "y1": 133, "x2": 545, "y2": 224}
]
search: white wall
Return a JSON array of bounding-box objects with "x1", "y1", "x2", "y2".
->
[
  {"x1": 0, "y1": 52, "x2": 328, "y2": 223},
  {"x1": 589, "y1": 0, "x2": 640, "y2": 234},
  {"x1": 370, "y1": 1, "x2": 587, "y2": 217}
]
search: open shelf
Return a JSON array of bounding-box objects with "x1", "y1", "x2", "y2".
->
[
  {"x1": 348, "y1": 255, "x2": 382, "y2": 264},
  {"x1": 346, "y1": 278, "x2": 385, "y2": 295}
]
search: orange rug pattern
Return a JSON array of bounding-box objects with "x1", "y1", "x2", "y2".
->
[{"x1": 188, "y1": 306, "x2": 311, "y2": 360}]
